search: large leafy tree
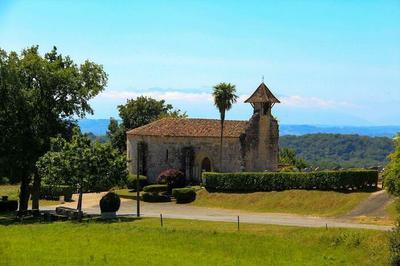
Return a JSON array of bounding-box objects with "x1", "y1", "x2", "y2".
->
[
  {"x1": 384, "y1": 134, "x2": 400, "y2": 195},
  {"x1": 212, "y1": 83, "x2": 238, "y2": 171},
  {"x1": 0, "y1": 46, "x2": 107, "y2": 211},
  {"x1": 108, "y1": 96, "x2": 186, "y2": 153},
  {"x1": 384, "y1": 134, "x2": 400, "y2": 265},
  {"x1": 37, "y1": 129, "x2": 127, "y2": 218}
]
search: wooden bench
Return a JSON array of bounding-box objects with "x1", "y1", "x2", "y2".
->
[{"x1": 55, "y1": 206, "x2": 82, "y2": 220}]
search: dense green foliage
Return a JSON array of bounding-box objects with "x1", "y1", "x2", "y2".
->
[
  {"x1": 203, "y1": 171, "x2": 378, "y2": 192},
  {"x1": 141, "y1": 192, "x2": 171, "y2": 202},
  {"x1": 385, "y1": 135, "x2": 400, "y2": 265},
  {"x1": 126, "y1": 174, "x2": 148, "y2": 191},
  {"x1": 36, "y1": 129, "x2": 127, "y2": 193},
  {"x1": 172, "y1": 187, "x2": 196, "y2": 203},
  {"x1": 280, "y1": 134, "x2": 394, "y2": 169},
  {"x1": 384, "y1": 134, "x2": 400, "y2": 196},
  {"x1": 37, "y1": 185, "x2": 74, "y2": 201},
  {"x1": 107, "y1": 96, "x2": 186, "y2": 152},
  {"x1": 0, "y1": 46, "x2": 107, "y2": 210},
  {"x1": 143, "y1": 185, "x2": 168, "y2": 194},
  {"x1": 99, "y1": 192, "x2": 121, "y2": 213},
  {"x1": 107, "y1": 118, "x2": 127, "y2": 153},
  {"x1": 390, "y1": 223, "x2": 400, "y2": 265},
  {"x1": 279, "y1": 148, "x2": 308, "y2": 171}
]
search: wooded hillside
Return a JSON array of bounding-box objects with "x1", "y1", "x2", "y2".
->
[{"x1": 279, "y1": 134, "x2": 395, "y2": 169}]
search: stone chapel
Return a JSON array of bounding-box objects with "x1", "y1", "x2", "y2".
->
[{"x1": 127, "y1": 82, "x2": 280, "y2": 183}]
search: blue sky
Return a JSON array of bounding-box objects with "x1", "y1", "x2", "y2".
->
[{"x1": 1, "y1": 0, "x2": 399, "y2": 125}]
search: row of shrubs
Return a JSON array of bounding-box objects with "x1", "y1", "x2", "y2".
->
[
  {"x1": 0, "y1": 199, "x2": 18, "y2": 212},
  {"x1": 28, "y1": 169, "x2": 181, "y2": 204},
  {"x1": 142, "y1": 184, "x2": 196, "y2": 203},
  {"x1": 203, "y1": 170, "x2": 379, "y2": 192},
  {"x1": 143, "y1": 169, "x2": 196, "y2": 203}
]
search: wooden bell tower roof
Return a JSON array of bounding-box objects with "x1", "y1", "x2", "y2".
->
[{"x1": 244, "y1": 82, "x2": 280, "y2": 104}]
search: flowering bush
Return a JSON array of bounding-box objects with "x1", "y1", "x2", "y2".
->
[{"x1": 157, "y1": 169, "x2": 186, "y2": 192}]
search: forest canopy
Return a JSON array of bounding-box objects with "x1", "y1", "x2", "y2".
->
[{"x1": 279, "y1": 134, "x2": 394, "y2": 169}]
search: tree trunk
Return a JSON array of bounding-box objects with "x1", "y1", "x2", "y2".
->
[
  {"x1": 77, "y1": 181, "x2": 83, "y2": 222},
  {"x1": 18, "y1": 176, "x2": 31, "y2": 213},
  {"x1": 31, "y1": 169, "x2": 40, "y2": 210},
  {"x1": 219, "y1": 111, "x2": 225, "y2": 172}
]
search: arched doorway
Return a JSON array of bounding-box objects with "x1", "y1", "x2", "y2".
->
[{"x1": 201, "y1": 157, "x2": 211, "y2": 172}]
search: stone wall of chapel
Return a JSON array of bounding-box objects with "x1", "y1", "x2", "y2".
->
[
  {"x1": 127, "y1": 135, "x2": 242, "y2": 182},
  {"x1": 240, "y1": 113, "x2": 279, "y2": 172}
]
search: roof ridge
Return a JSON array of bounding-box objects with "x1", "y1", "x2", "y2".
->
[
  {"x1": 127, "y1": 117, "x2": 248, "y2": 137},
  {"x1": 244, "y1": 82, "x2": 280, "y2": 103},
  {"x1": 156, "y1": 117, "x2": 247, "y2": 122}
]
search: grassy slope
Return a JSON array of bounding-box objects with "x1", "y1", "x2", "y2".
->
[
  {"x1": 0, "y1": 185, "x2": 60, "y2": 207},
  {"x1": 193, "y1": 189, "x2": 371, "y2": 217},
  {"x1": 0, "y1": 218, "x2": 388, "y2": 265}
]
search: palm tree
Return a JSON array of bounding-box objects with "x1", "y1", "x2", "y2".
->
[{"x1": 212, "y1": 82, "x2": 238, "y2": 172}]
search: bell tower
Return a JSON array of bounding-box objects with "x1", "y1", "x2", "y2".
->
[
  {"x1": 241, "y1": 82, "x2": 280, "y2": 171},
  {"x1": 244, "y1": 82, "x2": 280, "y2": 115}
]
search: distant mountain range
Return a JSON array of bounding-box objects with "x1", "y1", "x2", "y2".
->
[{"x1": 78, "y1": 119, "x2": 400, "y2": 137}]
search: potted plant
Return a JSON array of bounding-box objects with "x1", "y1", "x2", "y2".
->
[{"x1": 99, "y1": 192, "x2": 121, "y2": 219}]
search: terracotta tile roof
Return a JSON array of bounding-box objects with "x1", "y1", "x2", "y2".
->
[
  {"x1": 244, "y1": 82, "x2": 280, "y2": 103},
  {"x1": 127, "y1": 118, "x2": 248, "y2": 138}
]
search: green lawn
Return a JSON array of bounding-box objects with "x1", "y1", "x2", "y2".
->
[
  {"x1": 0, "y1": 185, "x2": 20, "y2": 200},
  {"x1": 0, "y1": 185, "x2": 62, "y2": 207},
  {"x1": 114, "y1": 188, "x2": 141, "y2": 200},
  {"x1": 0, "y1": 218, "x2": 388, "y2": 265},
  {"x1": 192, "y1": 188, "x2": 372, "y2": 217}
]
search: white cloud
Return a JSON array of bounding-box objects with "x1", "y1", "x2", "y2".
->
[
  {"x1": 96, "y1": 90, "x2": 356, "y2": 109},
  {"x1": 281, "y1": 95, "x2": 355, "y2": 108},
  {"x1": 280, "y1": 95, "x2": 356, "y2": 108},
  {"x1": 97, "y1": 90, "x2": 213, "y2": 103}
]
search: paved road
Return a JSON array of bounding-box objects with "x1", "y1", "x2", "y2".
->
[{"x1": 47, "y1": 193, "x2": 393, "y2": 231}]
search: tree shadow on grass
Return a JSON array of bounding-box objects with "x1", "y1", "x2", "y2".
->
[
  {"x1": 0, "y1": 211, "x2": 142, "y2": 226},
  {"x1": 83, "y1": 216, "x2": 142, "y2": 224}
]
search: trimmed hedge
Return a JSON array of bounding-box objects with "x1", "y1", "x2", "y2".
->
[
  {"x1": 39, "y1": 185, "x2": 74, "y2": 201},
  {"x1": 0, "y1": 200, "x2": 18, "y2": 212},
  {"x1": 143, "y1": 185, "x2": 168, "y2": 194},
  {"x1": 203, "y1": 170, "x2": 378, "y2": 192},
  {"x1": 172, "y1": 188, "x2": 196, "y2": 204},
  {"x1": 142, "y1": 192, "x2": 171, "y2": 202},
  {"x1": 100, "y1": 192, "x2": 121, "y2": 213},
  {"x1": 126, "y1": 174, "x2": 148, "y2": 191}
]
